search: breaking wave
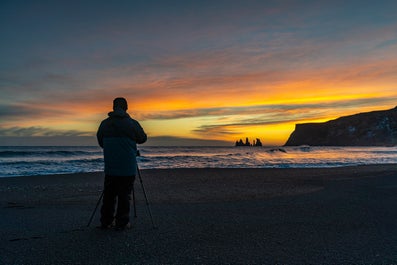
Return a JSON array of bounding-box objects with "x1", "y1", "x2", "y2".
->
[{"x1": 1, "y1": 146, "x2": 396, "y2": 177}]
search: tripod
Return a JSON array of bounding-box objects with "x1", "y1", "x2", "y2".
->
[
  {"x1": 133, "y1": 164, "x2": 156, "y2": 229},
  {"x1": 87, "y1": 164, "x2": 156, "y2": 229}
]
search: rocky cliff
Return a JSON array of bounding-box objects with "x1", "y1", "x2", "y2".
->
[{"x1": 285, "y1": 106, "x2": 397, "y2": 146}]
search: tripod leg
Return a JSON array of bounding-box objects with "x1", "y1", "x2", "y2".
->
[
  {"x1": 87, "y1": 190, "x2": 104, "y2": 227},
  {"x1": 137, "y1": 165, "x2": 157, "y2": 229}
]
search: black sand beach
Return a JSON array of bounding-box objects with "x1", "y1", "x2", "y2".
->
[{"x1": 1, "y1": 165, "x2": 397, "y2": 264}]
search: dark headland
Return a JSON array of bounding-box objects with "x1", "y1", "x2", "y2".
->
[{"x1": 285, "y1": 106, "x2": 397, "y2": 146}]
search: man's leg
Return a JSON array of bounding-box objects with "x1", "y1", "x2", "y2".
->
[
  {"x1": 100, "y1": 175, "x2": 117, "y2": 227},
  {"x1": 115, "y1": 175, "x2": 135, "y2": 228}
]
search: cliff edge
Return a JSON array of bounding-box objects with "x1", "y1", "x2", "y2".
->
[{"x1": 285, "y1": 106, "x2": 397, "y2": 146}]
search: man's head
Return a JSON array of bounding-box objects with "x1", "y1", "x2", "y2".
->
[{"x1": 113, "y1": 97, "x2": 128, "y2": 111}]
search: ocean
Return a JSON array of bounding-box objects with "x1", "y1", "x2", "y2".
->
[{"x1": 0, "y1": 146, "x2": 396, "y2": 178}]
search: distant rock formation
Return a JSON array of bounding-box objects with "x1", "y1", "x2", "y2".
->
[
  {"x1": 254, "y1": 138, "x2": 263, "y2": 146},
  {"x1": 236, "y1": 137, "x2": 250, "y2": 146},
  {"x1": 235, "y1": 137, "x2": 263, "y2": 146},
  {"x1": 285, "y1": 106, "x2": 397, "y2": 146}
]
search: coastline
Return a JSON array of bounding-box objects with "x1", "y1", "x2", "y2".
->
[{"x1": 1, "y1": 165, "x2": 397, "y2": 264}]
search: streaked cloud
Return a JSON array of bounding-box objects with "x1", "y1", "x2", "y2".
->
[
  {"x1": 0, "y1": 103, "x2": 74, "y2": 120},
  {"x1": 0, "y1": 126, "x2": 92, "y2": 137},
  {"x1": 140, "y1": 97, "x2": 397, "y2": 120}
]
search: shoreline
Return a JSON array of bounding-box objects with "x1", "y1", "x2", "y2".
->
[{"x1": 1, "y1": 165, "x2": 397, "y2": 264}]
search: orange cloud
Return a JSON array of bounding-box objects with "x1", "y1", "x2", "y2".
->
[{"x1": 2, "y1": 19, "x2": 397, "y2": 145}]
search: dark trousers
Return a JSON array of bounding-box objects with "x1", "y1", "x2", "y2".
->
[{"x1": 100, "y1": 175, "x2": 135, "y2": 227}]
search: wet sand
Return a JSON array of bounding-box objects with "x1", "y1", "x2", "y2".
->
[{"x1": 1, "y1": 165, "x2": 397, "y2": 264}]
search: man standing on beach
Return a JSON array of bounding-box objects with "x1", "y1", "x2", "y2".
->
[{"x1": 96, "y1": 97, "x2": 147, "y2": 230}]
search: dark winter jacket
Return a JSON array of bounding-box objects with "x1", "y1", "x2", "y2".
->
[{"x1": 97, "y1": 108, "x2": 147, "y2": 176}]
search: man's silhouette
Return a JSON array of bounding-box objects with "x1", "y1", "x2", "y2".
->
[{"x1": 97, "y1": 97, "x2": 147, "y2": 230}]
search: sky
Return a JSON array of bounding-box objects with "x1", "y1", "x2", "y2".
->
[{"x1": 1, "y1": 0, "x2": 397, "y2": 146}]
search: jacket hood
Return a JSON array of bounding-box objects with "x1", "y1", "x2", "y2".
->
[{"x1": 108, "y1": 108, "x2": 130, "y2": 118}]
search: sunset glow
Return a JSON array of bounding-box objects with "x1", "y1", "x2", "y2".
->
[{"x1": 1, "y1": 1, "x2": 397, "y2": 146}]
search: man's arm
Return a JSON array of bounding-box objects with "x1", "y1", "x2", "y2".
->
[
  {"x1": 132, "y1": 120, "x2": 147, "y2": 144},
  {"x1": 96, "y1": 121, "x2": 104, "y2": 148}
]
